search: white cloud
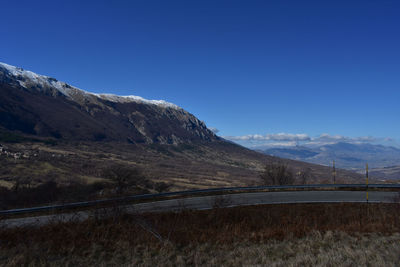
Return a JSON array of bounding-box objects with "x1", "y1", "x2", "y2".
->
[
  {"x1": 255, "y1": 141, "x2": 299, "y2": 147},
  {"x1": 224, "y1": 133, "x2": 310, "y2": 142},
  {"x1": 267, "y1": 133, "x2": 311, "y2": 141},
  {"x1": 209, "y1": 127, "x2": 219, "y2": 134},
  {"x1": 223, "y1": 132, "x2": 388, "y2": 148}
]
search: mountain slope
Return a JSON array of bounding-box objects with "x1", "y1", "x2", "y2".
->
[
  {"x1": 364, "y1": 165, "x2": 400, "y2": 181},
  {"x1": 0, "y1": 62, "x2": 365, "y2": 192},
  {"x1": 0, "y1": 62, "x2": 217, "y2": 144}
]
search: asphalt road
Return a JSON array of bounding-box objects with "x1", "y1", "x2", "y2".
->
[{"x1": 1, "y1": 191, "x2": 398, "y2": 228}]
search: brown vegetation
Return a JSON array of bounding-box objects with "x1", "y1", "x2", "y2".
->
[
  {"x1": 260, "y1": 162, "x2": 315, "y2": 185},
  {"x1": 102, "y1": 164, "x2": 148, "y2": 195},
  {"x1": 0, "y1": 174, "x2": 173, "y2": 210},
  {"x1": 0, "y1": 181, "x2": 108, "y2": 210},
  {"x1": 0, "y1": 203, "x2": 399, "y2": 265},
  {"x1": 260, "y1": 162, "x2": 295, "y2": 185},
  {"x1": 0, "y1": 141, "x2": 364, "y2": 196}
]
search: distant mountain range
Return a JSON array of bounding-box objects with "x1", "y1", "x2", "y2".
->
[{"x1": 257, "y1": 142, "x2": 400, "y2": 174}]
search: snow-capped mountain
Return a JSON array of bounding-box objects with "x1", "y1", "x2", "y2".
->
[
  {"x1": 0, "y1": 62, "x2": 217, "y2": 144},
  {"x1": 0, "y1": 62, "x2": 179, "y2": 109}
]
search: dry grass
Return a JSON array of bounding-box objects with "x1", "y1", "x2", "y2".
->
[
  {"x1": 1, "y1": 231, "x2": 400, "y2": 266},
  {"x1": 0, "y1": 203, "x2": 399, "y2": 266}
]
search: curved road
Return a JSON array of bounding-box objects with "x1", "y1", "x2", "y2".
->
[{"x1": 1, "y1": 191, "x2": 398, "y2": 228}]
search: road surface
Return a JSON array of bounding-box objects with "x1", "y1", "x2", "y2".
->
[{"x1": 1, "y1": 190, "x2": 398, "y2": 228}]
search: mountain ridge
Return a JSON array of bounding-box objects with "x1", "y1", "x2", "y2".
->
[
  {"x1": 0, "y1": 62, "x2": 217, "y2": 144},
  {"x1": 0, "y1": 62, "x2": 180, "y2": 109}
]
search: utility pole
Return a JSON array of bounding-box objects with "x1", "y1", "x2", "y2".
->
[
  {"x1": 332, "y1": 160, "x2": 336, "y2": 184},
  {"x1": 366, "y1": 163, "x2": 369, "y2": 203}
]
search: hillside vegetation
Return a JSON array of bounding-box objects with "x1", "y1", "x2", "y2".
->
[{"x1": 0, "y1": 140, "x2": 366, "y2": 209}]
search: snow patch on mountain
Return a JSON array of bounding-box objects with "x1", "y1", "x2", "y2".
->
[
  {"x1": 0, "y1": 62, "x2": 180, "y2": 109},
  {"x1": 94, "y1": 94, "x2": 180, "y2": 109}
]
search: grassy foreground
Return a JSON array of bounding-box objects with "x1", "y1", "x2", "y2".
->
[{"x1": 1, "y1": 203, "x2": 399, "y2": 266}]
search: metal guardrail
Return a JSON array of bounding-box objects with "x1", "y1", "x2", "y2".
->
[{"x1": 1, "y1": 183, "x2": 399, "y2": 216}]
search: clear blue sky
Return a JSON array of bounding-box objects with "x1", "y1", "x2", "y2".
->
[{"x1": 1, "y1": 0, "x2": 399, "y2": 145}]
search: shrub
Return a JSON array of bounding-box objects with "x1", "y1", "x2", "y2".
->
[
  {"x1": 102, "y1": 165, "x2": 147, "y2": 194},
  {"x1": 153, "y1": 182, "x2": 171, "y2": 193}
]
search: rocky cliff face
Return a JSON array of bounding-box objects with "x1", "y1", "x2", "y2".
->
[{"x1": 0, "y1": 62, "x2": 218, "y2": 144}]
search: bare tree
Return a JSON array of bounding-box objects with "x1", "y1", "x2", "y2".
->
[
  {"x1": 260, "y1": 161, "x2": 295, "y2": 185},
  {"x1": 102, "y1": 165, "x2": 147, "y2": 195},
  {"x1": 296, "y1": 168, "x2": 312, "y2": 185}
]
